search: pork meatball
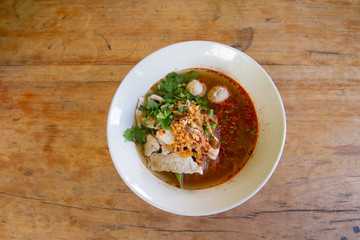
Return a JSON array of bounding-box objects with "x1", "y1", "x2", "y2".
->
[
  {"x1": 186, "y1": 79, "x2": 206, "y2": 97},
  {"x1": 207, "y1": 85, "x2": 230, "y2": 103}
]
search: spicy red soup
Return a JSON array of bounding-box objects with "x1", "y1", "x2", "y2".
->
[{"x1": 137, "y1": 68, "x2": 258, "y2": 189}]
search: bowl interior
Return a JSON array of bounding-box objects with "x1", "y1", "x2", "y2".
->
[{"x1": 107, "y1": 41, "x2": 286, "y2": 216}]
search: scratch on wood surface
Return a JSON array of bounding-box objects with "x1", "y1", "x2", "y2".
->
[
  {"x1": 48, "y1": 43, "x2": 54, "y2": 50},
  {"x1": 0, "y1": 192, "x2": 44, "y2": 201},
  {"x1": 320, "y1": 228, "x2": 337, "y2": 232},
  {"x1": 98, "y1": 34, "x2": 112, "y2": 51},
  {"x1": 208, "y1": 208, "x2": 359, "y2": 219},
  {"x1": 41, "y1": 201, "x2": 85, "y2": 210},
  {"x1": 278, "y1": 201, "x2": 289, "y2": 208},
  {"x1": 85, "y1": 205, "x2": 144, "y2": 213},
  {"x1": 336, "y1": 192, "x2": 353, "y2": 197},
  {"x1": 0, "y1": 191, "x2": 143, "y2": 213},
  {"x1": 97, "y1": 223, "x2": 238, "y2": 233},
  {"x1": 330, "y1": 218, "x2": 360, "y2": 224},
  {"x1": 308, "y1": 50, "x2": 341, "y2": 55}
]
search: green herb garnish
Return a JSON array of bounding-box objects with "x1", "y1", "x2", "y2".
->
[
  {"x1": 176, "y1": 105, "x2": 187, "y2": 114},
  {"x1": 123, "y1": 128, "x2": 133, "y2": 142},
  {"x1": 123, "y1": 126, "x2": 150, "y2": 145},
  {"x1": 175, "y1": 173, "x2": 183, "y2": 188},
  {"x1": 125, "y1": 70, "x2": 211, "y2": 143},
  {"x1": 181, "y1": 70, "x2": 199, "y2": 82}
]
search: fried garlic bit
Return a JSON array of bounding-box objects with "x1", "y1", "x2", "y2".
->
[{"x1": 169, "y1": 100, "x2": 218, "y2": 163}]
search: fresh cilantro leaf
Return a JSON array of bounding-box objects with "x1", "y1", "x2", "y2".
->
[
  {"x1": 152, "y1": 84, "x2": 165, "y2": 96},
  {"x1": 165, "y1": 72, "x2": 178, "y2": 81},
  {"x1": 158, "y1": 115, "x2": 173, "y2": 130},
  {"x1": 133, "y1": 128, "x2": 148, "y2": 144},
  {"x1": 143, "y1": 100, "x2": 160, "y2": 117},
  {"x1": 195, "y1": 96, "x2": 209, "y2": 106},
  {"x1": 147, "y1": 100, "x2": 159, "y2": 109},
  {"x1": 123, "y1": 126, "x2": 150, "y2": 145},
  {"x1": 176, "y1": 106, "x2": 186, "y2": 114},
  {"x1": 180, "y1": 70, "x2": 199, "y2": 82},
  {"x1": 123, "y1": 128, "x2": 134, "y2": 142},
  {"x1": 162, "y1": 79, "x2": 175, "y2": 92},
  {"x1": 153, "y1": 72, "x2": 187, "y2": 98}
]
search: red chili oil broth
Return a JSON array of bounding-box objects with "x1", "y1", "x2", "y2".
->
[{"x1": 137, "y1": 68, "x2": 258, "y2": 190}]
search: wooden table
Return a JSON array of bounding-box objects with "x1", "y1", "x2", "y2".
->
[{"x1": 1, "y1": 0, "x2": 359, "y2": 239}]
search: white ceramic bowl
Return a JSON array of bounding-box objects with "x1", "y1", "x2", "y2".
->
[{"x1": 107, "y1": 41, "x2": 286, "y2": 216}]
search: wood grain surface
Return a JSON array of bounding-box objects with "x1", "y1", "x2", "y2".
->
[{"x1": 1, "y1": 0, "x2": 359, "y2": 239}]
